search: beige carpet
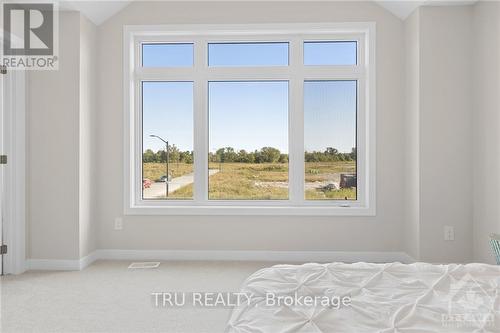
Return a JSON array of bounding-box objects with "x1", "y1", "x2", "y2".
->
[{"x1": 1, "y1": 260, "x2": 277, "y2": 333}]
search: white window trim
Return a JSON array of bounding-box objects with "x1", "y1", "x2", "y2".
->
[{"x1": 123, "y1": 23, "x2": 376, "y2": 216}]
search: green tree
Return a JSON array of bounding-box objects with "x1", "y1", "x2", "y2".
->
[
  {"x1": 350, "y1": 147, "x2": 357, "y2": 161},
  {"x1": 143, "y1": 149, "x2": 156, "y2": 163},
  {"x1": 168, "y1": 144, "x2": 181, "y2": 167},
  {"x1": 259, "y1": 147, "x2": 281, "y2": 163},
  {"x1": 180, "y1": 151, "x2": 193, "y2": 164},
  {"x1": 279, "y1": 154, "x2": 288, "y2": 163},
  {"x1": 156, "y1": 149, "x2": 166, "y2": 163},
  {"x1": 215, "y1": 148, "x2": 226, "y2": 163},
  {"x1": 237, "y1": 149, "x2": 250, "y2": 163},
  {"x1": 216, "y1": 147, "x2": 238, "y2": 163}
]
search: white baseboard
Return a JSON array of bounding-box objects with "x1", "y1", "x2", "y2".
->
[
  {"x1": 27, "y1": 251, "x2": 100, "y2": 271},
  {"x1": 79, "y1": 251, "x2": 99, "y2": 270},
  {"x1": 26, "y1": 250, "x2": 414, "y2": 271},
  {"x1": 96, "y1": 249, "x2": 414, "y2": 264},
  {"x1": 27, "y1": 258, "x2": 82, "y2": 271}
]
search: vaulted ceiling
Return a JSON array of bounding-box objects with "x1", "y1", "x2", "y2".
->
[
  {"x1": 58, "y1": 0, "x2": 478, "y2": 26},
  {"x1": 377, "y1": 0, "x2": 477, "y2": 19}
]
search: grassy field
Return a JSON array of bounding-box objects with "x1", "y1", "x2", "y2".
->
[
  {"x1": 305, "y1": 161, "x2": 356, "y2": 182},
  {"x1": 305, "y1": 187, "x2": 356, "y2": 200},
  {"x1": 143, "y1": 161, "x2": 356, "y2": 200},
  {"x1": 208, "y1": 163, "x2": 289, "y2": 200},
  {"x1": 305, "y1": 161, "x2": 356, "y2": 200},
  {"x1": 143, "y1": 162, "x2": 193, "y2": 181}
]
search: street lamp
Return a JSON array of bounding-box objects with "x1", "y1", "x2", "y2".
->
[{"x1": 150, "y1": 135, "x2": 169, "y2": 198}]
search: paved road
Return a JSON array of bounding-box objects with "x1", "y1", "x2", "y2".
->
[{"x1": 144, "y1": 169, "x2": 219, "y2": 199}]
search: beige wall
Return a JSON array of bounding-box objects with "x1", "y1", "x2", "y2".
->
[
  {"x1": 403, "y1": 9, "x2": 420, "y2": 260},
  {"x1": 472, "y1": 1, "x2": 500, "y2": 264},
  {"x1": 27, "y1": 12, "x2": 81, "y2": 260},
  {"x1": 26, "y1": 1, "x2": 499, "y2": 264},
  {"x1": 419, "y1": 6, "x2": 473, "y2": 263},
  {"x1": 403, "y1": 6, "x2": 474, "y2": 263},
  {"x1": 79, "y1": 15, "x2": 98, "y2": 257},
  {"x1": 402, "y1": 3, "x2": 500, "y2": 264},
  {"x1": 27, "y1": 11, "x2": 98, "y2": 260},
  {"x1": 95, "y1": 1, "x2": 406, "y2": 253}
]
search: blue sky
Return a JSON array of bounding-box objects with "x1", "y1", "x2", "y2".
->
[
  {"x1": 304, "y1": 41, "x2": 357, "y2": 65},
  {"x1": 142, "y1": 43, "x2": 194, "y2": 67},
  {"x1": 304, "y1": 80, "x2": 356, "y2": 153},
  {"x1": 142, "y1": 42, "x2": 357, "y2": 154},
  {"x1": 209, "y1": 43, "x2": 289, "y2": 66},
  {"x1": 142, "y1": 82, "x2": 194, "y2": 152},
  {"x1": 209, "y1": 81, "x2": 289, "y2": 153}
]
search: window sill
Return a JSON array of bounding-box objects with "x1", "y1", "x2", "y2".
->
[{"x1": 124, "y1": 204, "x2": 376, "y2": 216}]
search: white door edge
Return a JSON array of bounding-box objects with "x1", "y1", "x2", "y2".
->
[{"x1": 0, "y1": 58, "x2": 27, "y2": 275}]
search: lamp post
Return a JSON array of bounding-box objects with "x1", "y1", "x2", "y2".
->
[{"x1": 150, "y1": 135, "x2": 169, "y2": 198}]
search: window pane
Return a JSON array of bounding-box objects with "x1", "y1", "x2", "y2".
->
[
  {"x1": 142, "y1": 43, "x2": 193, "y2": 67},
  {"x1": 142, "y1": 82, "x2": 194, "y2": 200},
  {"x1": 208, "y1": 43, "x2": 289, "y2": 66},
  {"x1": 304, "y1": 41, "x2": 357, "y2": 65},
  {"x1": 209, "y1": 81, "x2": 289, "y2": 200},
  {"x1": 304, "y1": 81, "x2": 357, "y2": 200}
]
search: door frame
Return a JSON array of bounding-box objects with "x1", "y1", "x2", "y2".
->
[
  {"x1": 1, "y1": 31, "x2": 26, "y2": 275},
  {"x1": 3, "y1": 69, "x2": 26, "y2": 275}
]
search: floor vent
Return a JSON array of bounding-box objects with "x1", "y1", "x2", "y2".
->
[{"x1": 128, "y1": 262, "x2": 160, "y2": 269}]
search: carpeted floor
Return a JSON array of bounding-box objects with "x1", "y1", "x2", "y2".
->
[{"x1": 1, "y1": 260, "x2": 278, "y2": 333}]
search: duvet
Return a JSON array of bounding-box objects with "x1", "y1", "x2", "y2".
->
[{"x1": 226, "y1": 262, "x2": 500, "y2": 333}]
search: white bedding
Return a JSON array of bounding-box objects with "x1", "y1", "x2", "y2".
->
[{"x1": 226, "y1": 262, "x2": 500, "y2": 332}]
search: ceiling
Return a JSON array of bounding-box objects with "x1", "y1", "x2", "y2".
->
[
  {"x1": 377, "y1": 0, "x2": 477, "y2": 19},
  {"x1": 58, "y1": 0, "x2": 478, "y2": 26},
  {"x1": 58, "y1": 1, "x2": 132, "y2": 25}
]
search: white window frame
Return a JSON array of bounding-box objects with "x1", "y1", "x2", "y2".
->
[{"x1": 124, "y1": 23, "x2": 376, "y2": 216}]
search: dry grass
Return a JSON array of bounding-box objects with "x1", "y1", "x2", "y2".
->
[
  {"x1": 305, "y1": 161, "x2": 356, "y2": 182},
  {"x1": 143, "y1": 163, "x2": 193, "y2": 181},
  {"x1": 305, "y1": 161, "x2": 356, "y2": 200},
  {"x1": 305, "y1": 188, "x2": 357, "y2": 200},
  {"x1": 168, "y1": 183, "x2": 194, "y2": 199},
  {"x1": 144, "y1": 161, "x2": 356, "y2": 200},
  {"x1": 208, "y1": 163, "x2": 288, "y2": 200}
]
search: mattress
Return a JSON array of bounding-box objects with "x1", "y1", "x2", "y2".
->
[{"x1": 226, "y1": 262, "x2": 500, "y2": 332}]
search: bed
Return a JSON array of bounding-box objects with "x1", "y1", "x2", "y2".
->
[{"x1": 226, "y1": 262, "x2": 500, "y2": 332}]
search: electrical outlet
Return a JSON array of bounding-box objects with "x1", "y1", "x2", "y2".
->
[
  {"x1": 444, "y1": 226, "x2": 454, "y2": 241},
  {"x1": 114, "y1": 217, "x2": 123, "y2": 230}
]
